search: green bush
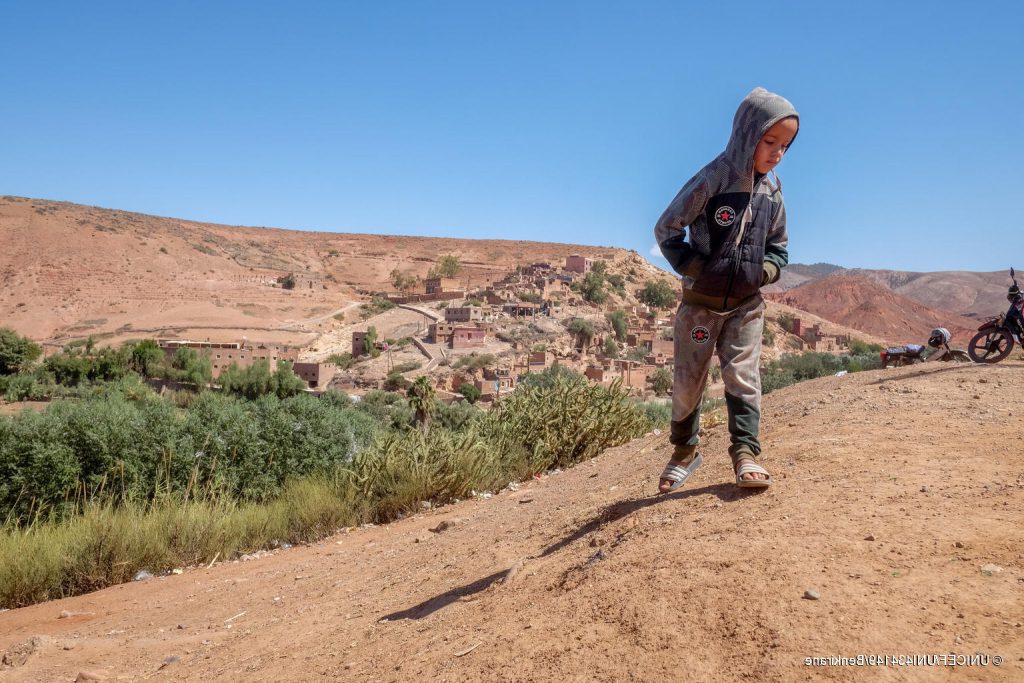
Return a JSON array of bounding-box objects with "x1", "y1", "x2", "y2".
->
[
  {"x1": 0, "y1": 328, "x2": 42, "y2": 375},
  {"x1": 761, "y1": 351, "x2": 882, "y2": 394},
  {"x1": 638, "y1": 280, "x2": 676, "y2": 309},
  {"x1": 458, "y1": 383, "x2": 482, "y2": 404},
  {"x1": 1, "y1": 374, "x2": 649, "y2": 608},
  {"x1": 606, "y1": 310, "x2": 628, "y2": 342},
  {"x1": 650, "y1": 367, "x2": 673, "y2": 396}
]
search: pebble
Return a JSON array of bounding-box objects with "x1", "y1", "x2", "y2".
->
[
  {"x1": 133, "y1": 570, "x2": 153, "y2": 582},
  {"x1": 954, "y1": 541, "x2": 965, "y2": 548},
  {"x1": 864, "y1": 534, "x2": 876, "y2": 541},
  {"x1": 980, "y1": 563, "x2": 1004, "y2": 574},
  {"x1": 803, "y1": 589, "x2": 821, "y2": 600},
  {"x1": 518, "y1": 497, "x2": 535, "y2": 504},
  {"x1": 75, "y1": 672, "x2": 107, "y2": 682},
  {"x1": 920, "y1": 485, "x2": 929, "y2": 493}
]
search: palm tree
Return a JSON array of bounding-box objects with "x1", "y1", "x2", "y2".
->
[{"x1": 407, "y1": 375, "x2": 437, "y2": 434}]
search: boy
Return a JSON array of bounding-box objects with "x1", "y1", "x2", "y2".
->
[{"x1": 653, "y1": 87, "x2": 799, "y2": 492}]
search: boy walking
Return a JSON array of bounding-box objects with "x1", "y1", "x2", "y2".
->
[{"x1": 654, "y1": 87, "x2": 799, "y2": 492}]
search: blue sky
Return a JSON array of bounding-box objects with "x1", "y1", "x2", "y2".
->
[{"x1": 2, "y1": 1, "x2": 1021, "y2": 273}]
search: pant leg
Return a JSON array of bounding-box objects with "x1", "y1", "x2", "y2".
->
[
  {"x1": 670, "y1": 301, "x2": 724, "y2": 450},
  {"x1": 715, "y1": 296, "x2": 765, "y2": 456}
]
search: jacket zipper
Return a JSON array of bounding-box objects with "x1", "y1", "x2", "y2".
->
[{"x1": 721, "y1": 173, "x2": 759, "y2": 309}]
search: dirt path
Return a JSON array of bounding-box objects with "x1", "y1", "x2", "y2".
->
[{"x1": 2, "y1": 362, "x2": 1023, "y2": 682}]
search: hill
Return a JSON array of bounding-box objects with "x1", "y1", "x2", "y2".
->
[
  {"x1": 768, "y1": 264, "x2": 1010, "y2": 322},
  {"x1": 771, "y1": 274, "x2": 980, "y2": 344},
  {"x1": 0, "y1": 196, "x2": 655, "y2": 348},
  {"x1": 2, "y1": 360, "x2": 1021, "y2": 681}
]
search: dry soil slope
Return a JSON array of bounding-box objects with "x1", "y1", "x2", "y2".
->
[
  {"x1": 2, "y1": 360, "x2": 1022, "y2": 682},
  {"x1": 0, "y1": 196, "x2": 653, "y2": 346}
]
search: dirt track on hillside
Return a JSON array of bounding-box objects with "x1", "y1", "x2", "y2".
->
[{"x1": 2, "y1": 361, "x2": 1023, "y2": 682}]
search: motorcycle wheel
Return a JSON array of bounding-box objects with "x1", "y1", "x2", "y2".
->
[{"x1": 967, "y1": 329, "x2": 1014, "y2": 363}]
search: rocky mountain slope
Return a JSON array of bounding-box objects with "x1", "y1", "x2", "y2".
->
[
  {"x1": 2, "y1": 360, "x2": 1022, "y2": 681},
  {"x1": 771, "y1": 274, "x2": 981, "y2": 344}
]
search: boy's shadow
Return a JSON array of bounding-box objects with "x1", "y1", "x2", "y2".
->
[{"x1": 379, "y1": 481, "x2": 753, "y2": 622}]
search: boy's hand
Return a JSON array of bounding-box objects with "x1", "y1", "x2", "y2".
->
[{"x1": 761, "y1": 263, "x2": 779, "y2": 286}]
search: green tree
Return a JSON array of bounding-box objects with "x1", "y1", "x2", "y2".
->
[
  {"x1": 364, "y1": 326, "x2": 381, "y2": 358},
  {"x1": 602, "y1": 337, "x2": 619, "y2": 358},
  {"x1": 567, "y1": 318, "x2": 596, "y2": 349},
  {"x1": 272, "y1": 361, "x2": 307, "y2": 397},
  {"x1": 458, "y1": 383, "x2": 481, "y2": 404},
  {"x1": 581, "y1": 271, "x2": 607, "y2": 304},
  {"x1": 390, "y1": 268, "x2": 419, "y2": 294},
  {"x1": 638, "y1": 280, "x2": 677, "y2": 309},
  {"x1": 0, "y1": 327, "x2": 42, "y2": 375},
  {"x1": 128, "y1": 340, "x2": 164, "y2": 378},
  {"x1": 650, "y1": 367, "x2": 673, "y2": 396},
  {"x1": 171, "y1": 347, "x2": 213, "y2": 387},
  {"x1": 434, "y1": 254, "x2": 462, "y2": 278},
  {"x1": 407, "y1": 376, "x2": 437, "y2": 434},
  {"x1": 280, "y1": 273, "x2": 297, "y2": 290},
  {"x1": 606, "y1": 310, "x2": 628, "y2": 342}
]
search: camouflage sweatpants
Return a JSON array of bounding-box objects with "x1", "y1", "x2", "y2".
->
[{"x1": 670, "y1": 294, "x2": 765, "y2": 458}]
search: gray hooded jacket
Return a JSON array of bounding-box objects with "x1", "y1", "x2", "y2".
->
[{"x1": 655, "y1": 87, "x2": 799, "y2": 311}]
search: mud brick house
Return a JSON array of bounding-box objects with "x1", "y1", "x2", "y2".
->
[
  {"x1": 158, "y1": 340, "x2": 298, "y2": 374},
  {"x1": 564, "y1": 254, "x2": 593, "y2": 274},
  {"x1": 451, "y1": 326, "x2": 486, "y2": 349},
  {"x1": 351, "y1": 331, "x2": 369, "y2": 357},
  {"x1": 428, "y1": 322, "x2": 455, "y2": 345},
  {"x1": 292, "y1": 362, "x2": 337, "y2": 389},
  {"x1": 790, "y1": 319, "x2": 850, "y2": 352},
  {"x1": 503, "y1": 301, "x2": 541, "y2": 318},
  {"x1": 425, "y1": 277, "x2": 461, "y2": 295},
  {"x1": 482, "y1": 366, "x2": 517, "y2": 392},
  {"x1": 444, "y1": 306, "x2": 483, "y2": 323},
  {"x1": 527, "y1": 350, "x2": 553, "y2": 369},
  {"x1": 157, "y1": 340, "x2": 329, "y2": 385}
]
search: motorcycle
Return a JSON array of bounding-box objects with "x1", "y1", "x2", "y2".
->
[
  {"x1": 924, "y1": 327, "x2": 971, "y2": 363},
  {"x1": 879, "y1": 327, "x2": 970, "y2": 368},
  {"x1": 967, "y1": 268, "x2": 1024, "y2": 364}
]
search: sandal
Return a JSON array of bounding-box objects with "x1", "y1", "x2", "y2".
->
[
  {"x1": 658, "y1": 453, "x2": 703, "y2": 494},
  {"x1": 734, "y1": 459, "x2": 771, "y2": 489}
]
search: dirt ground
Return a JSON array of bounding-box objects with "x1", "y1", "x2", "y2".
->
[{"x1": 2, "y1": 361, "x2": 1022, "y2": 682}]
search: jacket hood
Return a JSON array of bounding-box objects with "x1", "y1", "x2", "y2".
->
[{"x1": 724, "y1": 87, "x2": 799, "y2": 176}]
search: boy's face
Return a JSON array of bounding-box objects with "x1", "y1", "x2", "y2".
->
[{"x1": 753, "y1": 116, "x2": 799, "y2": 175}]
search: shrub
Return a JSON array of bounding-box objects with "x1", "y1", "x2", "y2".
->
[
  {"x1": 326, "y1": 352, "x2": 356, "y2": 370},
  {"x1": 638, "y1": 400, "x2": 671, "y2": 430},
  {"x1": 566, "y1": 318, "x2": 595, "y2": 348},
  {"x1": 638, "y1": 279, "x2": 677, "y2": 309},
  {"x1": 606, "y1": 310, "x2": 628, "y2": 341},
  {"x1": 580, "y1": 271, "x2": 607, "y2": 304},
  {"x1": 218, "y1": 359, "x2": 307, "y2": 400},
  {"x1": 602, "y1": 337, "x2": 619, "y2": 358},
  {"x1": 279, "y1": 273, "x2": 297, "y2": 290},
  {"x1": 458, "y1": 383, "x2": 482, "y2": 404},
  {"x1": 0, "y1": 328, "x2": 42, "y2": 375},
  {"x1": 650, "y1": 368, "x2": 673, "y2": 396},
  {"x1": 453, "y1": 353, "x2": 496, "y2": 373}
]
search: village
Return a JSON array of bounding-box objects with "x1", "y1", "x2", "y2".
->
[{"x1": 153, "y1": 253, "x2": 852, "y2": 404}]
